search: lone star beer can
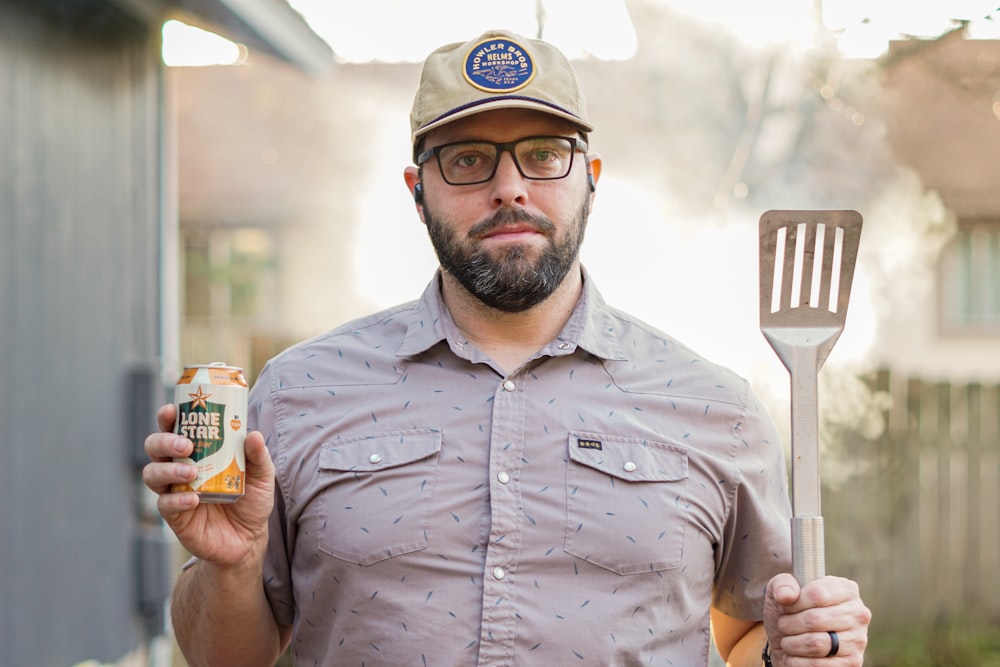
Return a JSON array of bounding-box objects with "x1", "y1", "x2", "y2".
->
[{"x1": 172, "y1": 363, "x2": 248, "y2": 503}]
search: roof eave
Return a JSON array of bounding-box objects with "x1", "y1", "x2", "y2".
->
[{"x1": 107, "y1": 0, "x2": 335, "y2": 75}]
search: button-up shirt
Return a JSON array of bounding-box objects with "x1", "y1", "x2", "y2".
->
[{"x1": 252, "y1": 270, "x2": 792, "y2": 666}]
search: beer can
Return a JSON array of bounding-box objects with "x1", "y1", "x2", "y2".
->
[{"x1": 172, "y1": 362, "x2": 248, "y2": 503}]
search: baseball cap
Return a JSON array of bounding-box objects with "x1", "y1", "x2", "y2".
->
[{"x1": 410, "y1": 29, "x2": 594, "y2": 160}]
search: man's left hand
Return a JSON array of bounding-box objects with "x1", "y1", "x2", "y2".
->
[{"x1": 763, "y1": 573, "x2": 871, "y2": 665}]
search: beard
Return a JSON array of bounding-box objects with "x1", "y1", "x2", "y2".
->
[{"x1": 424, "y1": 194, "x2": 591, "y2": 313}]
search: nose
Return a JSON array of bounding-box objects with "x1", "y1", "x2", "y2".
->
[{"x1": 489, "y1": 149, "x2": 528, "y2": 207}]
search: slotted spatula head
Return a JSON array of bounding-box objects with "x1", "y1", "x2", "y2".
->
[{"x1": 759, "y1": 210, "x2": 863, "y2": 372}]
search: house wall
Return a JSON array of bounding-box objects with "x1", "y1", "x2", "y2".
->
[
  {"x1": 0, "y1": 2, "x2": 167, "y2": 664},
  {"x1": 870, "y1": 33, "x2": 1000, "y2": 381}
]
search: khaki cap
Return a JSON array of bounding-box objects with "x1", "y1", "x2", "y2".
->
[{"x1": 410, "y1": 29, "x2": 593, "y2": 159}]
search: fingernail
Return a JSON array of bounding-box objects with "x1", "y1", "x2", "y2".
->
[{"x1": 172, "y1": 437, "x2": 188, "y2": 455}]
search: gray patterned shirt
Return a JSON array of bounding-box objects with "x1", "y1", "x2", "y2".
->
[{"x1": 252, "y1": 270, "x2": 792, "y2": 666}]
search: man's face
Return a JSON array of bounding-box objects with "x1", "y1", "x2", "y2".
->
[{"x1": 416, "y1": 109, "x2": 594, "y2": 313}]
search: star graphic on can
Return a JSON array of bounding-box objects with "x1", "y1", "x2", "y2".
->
[{"x1": 188, "y1": 387, "x2": 212, "y2": 410}]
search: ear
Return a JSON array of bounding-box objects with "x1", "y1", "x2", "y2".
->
[
  {"x1": 586, "y1": 155, "x2": 602, "y2": 192},
  {"x1": 403, "y1": 166, "x2": 426, "y2": 223}
]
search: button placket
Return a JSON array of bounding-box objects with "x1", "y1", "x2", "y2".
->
[{"x1": 477, "y1": 374, "x2": 526, "y2": 666}]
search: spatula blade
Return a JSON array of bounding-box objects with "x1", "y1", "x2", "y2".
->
[{"x1": 759, "y1": 210, "x2": 863, "y2": 370}]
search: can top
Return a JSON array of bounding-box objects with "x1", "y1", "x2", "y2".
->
[{"x1": 178, "y1": 363, "x2": 247, "y2": 387}]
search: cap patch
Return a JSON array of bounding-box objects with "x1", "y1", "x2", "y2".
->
[{"x1": 463, "y1": 36, "x2": 536, "y2": 93}]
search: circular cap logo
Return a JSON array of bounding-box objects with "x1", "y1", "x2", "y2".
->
[{"x1": 463, "y1": 36, "x2": 536, "y2": 93}]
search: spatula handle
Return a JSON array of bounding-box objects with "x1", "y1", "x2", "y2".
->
[
  {"x1": 792, "y1": 515, "x2": 826, "y2": 584},
  {"x1": 789, "y1": 351, "x2": 826, "y2": 585}
]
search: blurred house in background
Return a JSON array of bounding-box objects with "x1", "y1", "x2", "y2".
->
[
  {"x1": 879, "y1": 31, "x2": 1000, "y2": 357},
  {"x1": 845, "y1": 30, "x2": 1000, "y2": 634}
]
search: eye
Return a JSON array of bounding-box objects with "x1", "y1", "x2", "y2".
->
[
  {"x1": 455, "y1": 153, "x2": 485, "y2": 168},
  {"x1": 517, "y1": 138, "x2": 571, "y2": 176},
  {"x1": 527, "y1": 148, "x2": 558, "y2": 163},
  {"x1": 442, "y1": 144, "x2": 495, "y2": 174}
]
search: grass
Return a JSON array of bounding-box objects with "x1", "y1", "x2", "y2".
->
[{"x1": 864, "y1": 616, "x2": 1000, "y2": 667}]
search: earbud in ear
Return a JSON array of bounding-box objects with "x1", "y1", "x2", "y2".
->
[
  {"x1": 413, "y1": 182, "x2": 424, "y2": 204},
  {"x1": 587, "y1": 174, "x2": 596, "y2": 192}
]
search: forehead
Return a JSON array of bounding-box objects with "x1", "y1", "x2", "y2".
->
[{"x1": 424, "y1": 109, "x2": 580, "y2": 146}]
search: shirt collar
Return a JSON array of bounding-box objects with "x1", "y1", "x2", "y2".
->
[{"x1": 396, "y1": 268, "x2": 627, "y2": 362}]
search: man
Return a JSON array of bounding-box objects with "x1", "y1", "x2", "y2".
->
[{"x1": 144, "y1": 29, "x2": 870, "y2": 666}]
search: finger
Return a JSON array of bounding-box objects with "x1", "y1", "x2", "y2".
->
[
  {"x1": 144, "y1": 432, "x2": 192, "y2": 461},
  {"x1": 775, "y1": 597, "x2": 860, "y2": 636},
  {"x1": 156, "y1": 488, "x2": 201, "y2": 521},
  {"x1": 800, "y1": 577, "x2": 862, "y2": 616},
  {"x1": 779, "y1": 576, "x2": 858, "y2": 614},
  {"x1": 780, "y1": 629, "x2": 848, "y2": 659},
  {"x1": 142, "y1": 460, "x2": 197, "y2": 495},
  {"x1": 156, "y1": 403, "x2": 177, "y2": 433}
]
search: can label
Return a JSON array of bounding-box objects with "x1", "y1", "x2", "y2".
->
[{"x1": 172, "y1": 363, "x2": 247, "y2": 503}]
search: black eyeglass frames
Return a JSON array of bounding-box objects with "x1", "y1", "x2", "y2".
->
[{"x1": 415, "y1": 136, "x2": 588, "y2": 186}]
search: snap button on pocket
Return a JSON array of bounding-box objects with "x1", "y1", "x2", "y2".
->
[{"x1": 565, "y1": 432, "x2": 689, "y2": 575}]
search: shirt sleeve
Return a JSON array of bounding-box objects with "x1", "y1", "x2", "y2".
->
[
  {"x1": 250, "y1": 362, "x2": 297, "y2": 626},
  {"x1": 712, "y1": 384, "x2": 792, "y2": 620}
]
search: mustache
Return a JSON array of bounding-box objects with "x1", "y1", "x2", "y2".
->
[{"x1": 468, "y1": 208, "x2": 556, "y2": 238}]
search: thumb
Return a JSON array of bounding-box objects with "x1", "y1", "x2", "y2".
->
[
  {"x1": 764, "y1": 573, "x2": 802, "y2": 642},
  {"x1": 768, "y1": 573, "x2": 802, "y2": 607},
  {"x1": 244, "y1": 430, "x2": 272, "y2": 476}
]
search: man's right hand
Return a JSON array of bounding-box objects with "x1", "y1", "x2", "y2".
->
[{"x1": 142, "y1": 403, "x2": 275, "y2": 567}]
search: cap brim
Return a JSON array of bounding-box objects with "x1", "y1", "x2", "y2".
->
[{"x1": 412, "y1": 97, "x2": 593, "y2": 147}]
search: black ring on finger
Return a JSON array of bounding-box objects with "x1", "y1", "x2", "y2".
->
[{"x1": 827, "y1": 630, "x2": 840, "y2": 657}]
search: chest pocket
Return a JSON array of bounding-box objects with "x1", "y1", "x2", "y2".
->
[
  {"x1": 565, "y1": 432, "x2": 689, "y2": 575},
  {"x1": 317, "y1": 429, "x2": 442, "y2": 566}
]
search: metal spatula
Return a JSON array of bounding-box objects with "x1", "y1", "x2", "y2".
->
[{"x1": 758, "y1": 209, "x2": 863, "y2": 584}]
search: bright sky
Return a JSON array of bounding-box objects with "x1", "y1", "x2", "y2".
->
[{"x1": 162, "y1": 0, "x2": 1000, "y2": 65}]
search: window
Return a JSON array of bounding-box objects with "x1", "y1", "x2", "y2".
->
[
  {"x1": 939, "y1": 219, "x2": 1000, "y2": 334},
  {"x1": 182, "y1": 227, "x2": 275, "y2": 323}
]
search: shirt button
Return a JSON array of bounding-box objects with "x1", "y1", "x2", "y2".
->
[
  {"x1": 497, "y1": 471, "x2": 511, "y2": 484},
  {"x1": 557, "y1": 342, "x2": 571, "y2": 350},
  {"x1": 623, "y1": 461, "x2": 638, "y2": 472},
  {"x1": 492, "y1": 566, "x2": 506, "y2": 580},
  {"x1": 369, "y1": 453, "x2": 383, "y2": 464},
  {"x1": 502, "y1": 380, "x2": 516, "y2": 392}
]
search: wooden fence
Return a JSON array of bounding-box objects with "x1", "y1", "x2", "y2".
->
[{"x1": 823, "y1": 369, "x2": 1000, "y2": 629}]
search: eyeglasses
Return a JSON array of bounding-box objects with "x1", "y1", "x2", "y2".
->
[{"x1": 416, "y1": 136, "x2": 588, "y2": 186}]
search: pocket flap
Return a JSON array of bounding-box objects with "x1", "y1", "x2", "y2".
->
[
  {"x1": 567, "y1": 432, "x2": 688, "y2": 482},
  {"x1": 320, "y1": 429, "x2": 442, "y2": 472}
]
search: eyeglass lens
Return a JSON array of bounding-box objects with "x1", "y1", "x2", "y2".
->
[{"x1": 437, "y1": 137, "x2": 577, "y2": 185}]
